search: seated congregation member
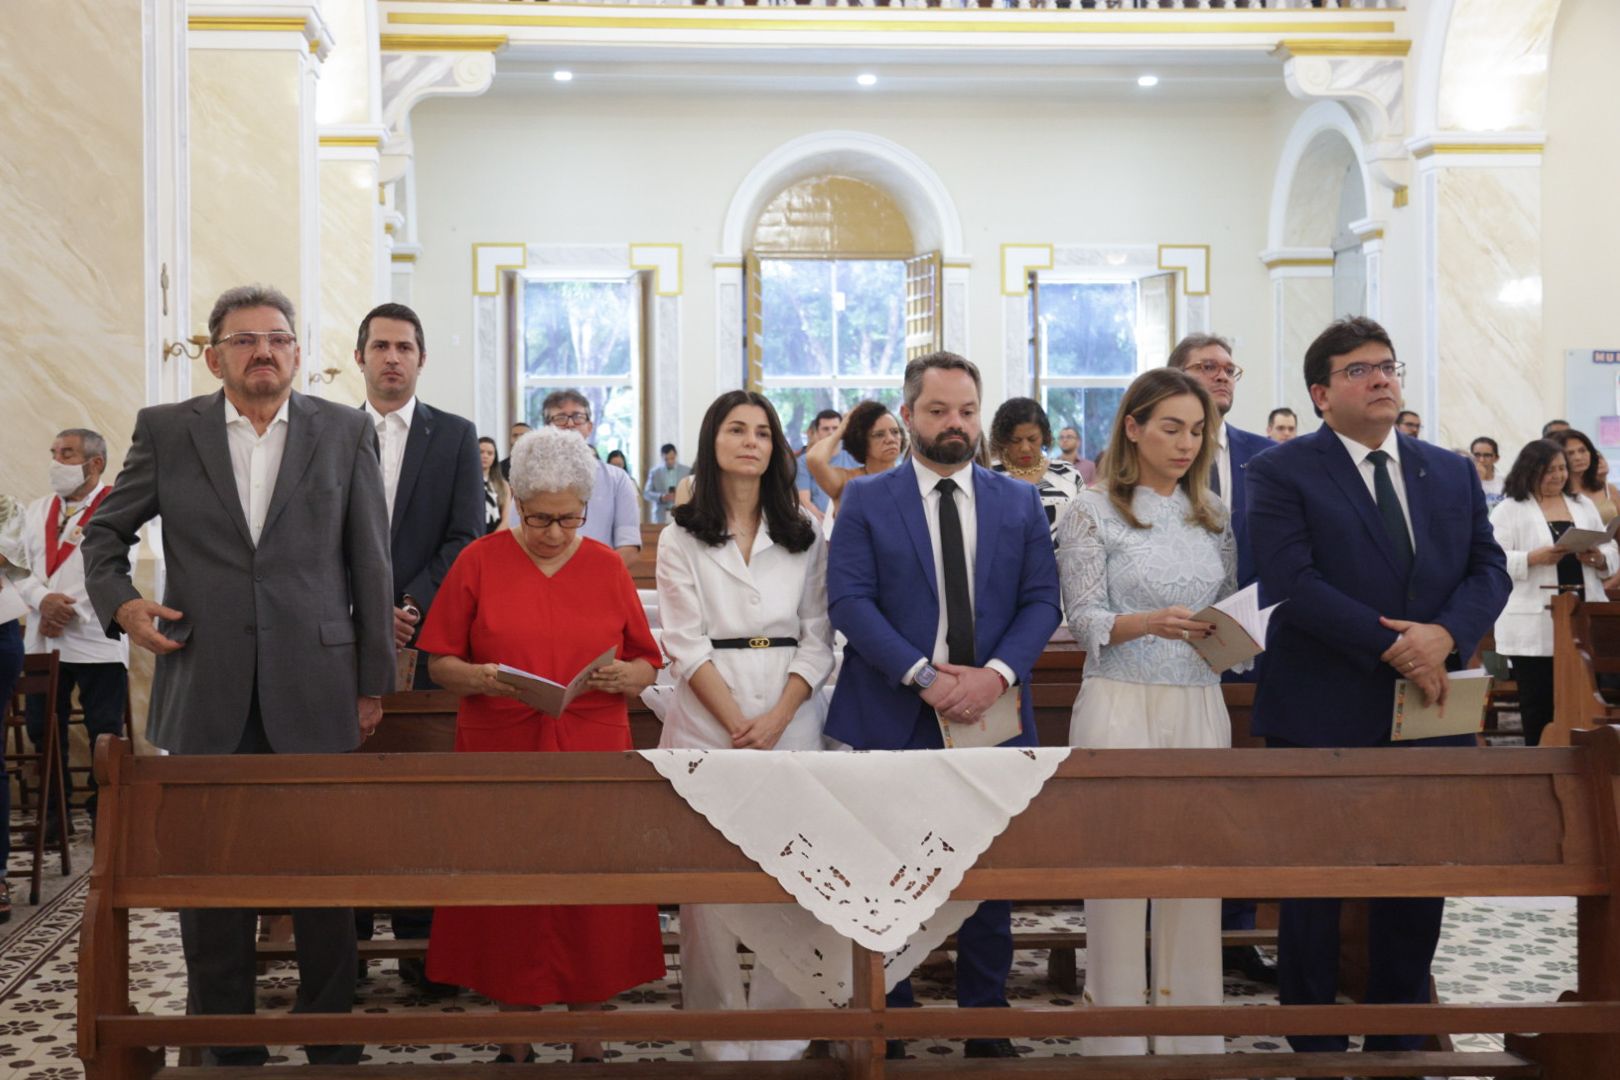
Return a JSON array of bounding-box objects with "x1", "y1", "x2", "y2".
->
[
  {"x1": 478, "y1": 437, "x2": 510, "y2": 535},
  {"x1": 989, "y1": 397, "x2": 1082, "y2": 545},
  {"x1": 18, "y1": 429, "x2": 132, "y2": 836},
  {"x1": 1056, "y1": 368, "x2": 1233, "y2": 1058},
  {"x1": 537, "y1": 390, "x2": 641, "y2": 566},
  {"x1": 83, "y1": 284, "x2": 394, "y2": 1068},
  {"x1": 417, "y1": 425, "x2": 664, "y2": 1064},
  {"x1": 826, "y1": 351, "x2": 1061, "y2": 1061},
  {"x1": 1488, "y1": 439, "x2": 1615, "y2": 747},
  {"x1": 804, "y1": 399, "x2": 904, "y2": 515},
  {"x1": 1246, "y1": 317, "x2": 1509, "y2": 1058},
  {"x1": 1557, "y1": 428, "x2": 1620, "y2": 525},
  {"x1": 656, "y1": 390, "x2": 835, "y2": 1062}
]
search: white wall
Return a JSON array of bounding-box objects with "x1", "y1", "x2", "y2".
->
[
  {"x1": 1541, "y1": 0, "x2": 1620, "y2": 449},
  {"x1": 408, "y1": 85, "x2": 1283, "y2": 454}
]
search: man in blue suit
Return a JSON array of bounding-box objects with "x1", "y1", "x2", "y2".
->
[
  {"x1": 826, "y1": 351, "x2": 1062, "y2": 1060},
  {"x1": 1247, "y1": 317, "x2": 1509, "y2": 1059},
  {"x1": 1168, "y1": 333, "x2": 1280, "y2": 981}
]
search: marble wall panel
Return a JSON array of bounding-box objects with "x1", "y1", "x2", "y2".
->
[
  {"x1": 189, "y1": 50, "x2": 304, "y2": 349},
  {"x1": 0, "y1": 1, "x2": 146, "y2": 497},
  {"x1": 316, "y1": 157, "x2": 379, "y2": 406},
  {"x1": 317, "y1": 0, "x2": 373, "y2": 127},
  {"x1": 1435, "y1": 167, "x2": 1544, "y2": 449},
  {"x1": 1437, "y1": 0, "x2": 1562, "y2": 132},
  {"x1": 1279, "y1": 276, "x2": 1334, "y2": 422}
]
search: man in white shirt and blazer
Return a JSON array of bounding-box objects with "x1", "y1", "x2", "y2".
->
[{"x1": 84, "y1": 284, "x2": 394, "y2": 1068}]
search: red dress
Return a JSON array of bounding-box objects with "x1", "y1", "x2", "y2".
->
[{"x1": 416, "y1": 532, "x2": 666, "y2": 1004}]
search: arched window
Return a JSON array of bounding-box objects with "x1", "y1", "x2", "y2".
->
[{"x1": 744, "y1": 175, "x2": 939, "y2": 444}]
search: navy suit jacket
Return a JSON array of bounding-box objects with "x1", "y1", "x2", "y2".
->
[
  {"x1": 1225, "y1": 422, "x2": 1274, "y2": 590},
  {"x1": 825, "y1": 459, "x2": 1062, "y2": 750},
  {"x1": 1247, "y1": 427, "x2": 1509, "y2": 747},
  {"x1": 381, "y1": 400, "x2": 485, "y2": 617}
]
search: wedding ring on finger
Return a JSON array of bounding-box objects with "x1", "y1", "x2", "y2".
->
[{"x1": 1180, "y1": 629, "x2": 1191, "y2": 642}]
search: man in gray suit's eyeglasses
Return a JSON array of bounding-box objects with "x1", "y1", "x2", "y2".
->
[{"x1": 84, "y1": 283, "x2": 395, "y2": 1068}]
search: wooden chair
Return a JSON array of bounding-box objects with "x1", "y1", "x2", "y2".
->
[
  {"x1": 81, "y1": 730, "x2": 1620, "y2": 1080},
  {"x1": 4, "y1": 649, "x2": 72, "y2": 903}
]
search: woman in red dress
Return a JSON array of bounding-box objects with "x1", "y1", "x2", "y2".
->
[{"x1": 417, "y1": 425, "x2": 665, "y2": 1064}]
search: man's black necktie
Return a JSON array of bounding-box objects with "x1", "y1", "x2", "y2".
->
[
  {"x1": 1366, "y1": 449, "x2": 1414, "y2": 577},
  {"x1": 935, "y1": 478, "x2": 976, "y2": 666}
]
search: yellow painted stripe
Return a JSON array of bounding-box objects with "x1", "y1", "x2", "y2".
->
[
  {"x1": 380, "y1": 33, "x2": 508, "y2": 51},
  {"x1": 189, "y1": 16, "x2": 309, "y2": 33}
]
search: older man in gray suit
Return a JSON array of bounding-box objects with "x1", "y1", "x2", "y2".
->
[{"x1": 83, "y1": 283, "x2": 394, "y2": 1067}]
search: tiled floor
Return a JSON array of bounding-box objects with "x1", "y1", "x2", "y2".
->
[{"x1": 0, "y1": 812, "x2": 1578, "y2": 1080}]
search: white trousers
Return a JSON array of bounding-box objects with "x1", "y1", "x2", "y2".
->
[
  {"x1": 678, "y1": 904, "x2": 810, "y2": 1062},
  {"x1": 1071, "y1": 677, "x2": 1229, "y2": 1057}
]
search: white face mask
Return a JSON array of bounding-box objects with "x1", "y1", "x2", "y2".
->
[{"x1": 49, "y1": 460, "x2": 86, "y2": 498}]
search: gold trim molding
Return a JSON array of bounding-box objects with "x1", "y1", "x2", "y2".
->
[
  {"x1": 1263, "y1": 257, "x2": 1335, "y2": 271},
  {"x1": 1158, "y1": 244, "x2": 1211, "y2": 297},
  {"x1": 1412, "y1": 142, "x2": 1545, "y2": 159},
  {"x1": 1000, "y1": 244, "x2": 1053, "y2": 298},
  {"x1": 629, "y1": 243, "x2": 684, "y2": 297},
  {"x1": 1393, "y1": 186, "x2": 1410, "y2": 209},
  {"x1": 319, "y1": 134, "x2": 384, "y2": 149},
  {"x1": 1275, "y1": 39, "x2": 1411, "y2": 58},
  {"x1": 380, "y1": 33, "x2": 508, "y2": 52},
  {"x1": 188, "y1": 15, "x2": 309, "y2": 32},
  {"x1": 473, "y1": 243, "x2": 527, "y2": 296},
  {"x1": 392, "y1": 251, "x2": 417, "y2": 264}
]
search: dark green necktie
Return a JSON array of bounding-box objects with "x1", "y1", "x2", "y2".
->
[{"x1": 1366, "y1": 449, "x2": 1414, "y2": 577}]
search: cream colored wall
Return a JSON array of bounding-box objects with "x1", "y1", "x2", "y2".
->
[
  {"x1": 1541, "y1": 0, "x2": 1620, "y2": 444},
  {"x1": 407, "y1": 88, "x2": 1280, "y2": 450},
  {"x1": 0, "y1": 1, "x2": 146, "y2": 496},
  {"x1": 317, "y1": 158, "x2": 380, "y2": 405}
]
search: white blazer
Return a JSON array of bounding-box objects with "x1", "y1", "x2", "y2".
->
[
  {"x1": 1488, "y1": 493, "x2": 1617, "y2": 657},
  {"x1": 655, "y1": 517, "x2": 835, "y2": 750}
]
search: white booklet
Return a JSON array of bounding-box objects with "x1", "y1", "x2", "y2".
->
[
  {"x1": 1391, "y1": 668, "x2": 1493, "y2": 741},
  {"x1": 1189, "y1": 583, "x2": 1281, "y2": 673},
  {"x1": 1553, "y1": 517, "x2": 1620, "y2": 554},
  {"x1": 937, "y1": 686, "x2": 1023, "y2": 748},
  {"x1": 496, "y1": 645, "x2": 618, "y2": 717}
]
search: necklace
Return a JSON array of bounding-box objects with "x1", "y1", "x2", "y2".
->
[{"x1": 1004, "y1": 460, "x2": 1047, "y2": 483}]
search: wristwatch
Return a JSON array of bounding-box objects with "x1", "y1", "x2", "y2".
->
[{"x1": 914, "y1": 662, "x2": 939, "y2": 690}]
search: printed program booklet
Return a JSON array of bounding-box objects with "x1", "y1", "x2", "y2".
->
[{"x1": 496, "y1": 645, "x2": 618, "y2": 717}]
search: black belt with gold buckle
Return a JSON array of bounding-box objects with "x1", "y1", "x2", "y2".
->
[{"x1": 710, "y1": 637, "x2": 799, "y2": 650}]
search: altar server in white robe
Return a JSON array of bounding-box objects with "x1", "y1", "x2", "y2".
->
[{"x1": 655, "y1": 390, "x2": 835, "y2": 1061}]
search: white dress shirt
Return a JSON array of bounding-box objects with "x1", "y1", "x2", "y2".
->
[
  {"x1": 1332, "y1": 426, "x2": 1416, "y2": 553},
  {"x1": 224, "y1": 395, "x2": 291, "y2": 546},
  {"x1": 905, "y1": 462, "x2": 1017, "y2": 689},
  {"x1": 1212, "y1": 422, "x2": 1232, "y2": 504},
  {"x1": 364, "y1": 394, "x2": 417, "y2": 522}
]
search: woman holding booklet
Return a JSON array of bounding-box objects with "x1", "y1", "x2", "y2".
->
[
  {"x1": 415, "y1": 426, "x2": 665, "y2": 1064},
  {"x1": 655, "y1": 390, "x2": 835, "y2": 1061},
  {"x1": 1054, "y1": 367, "x2": 1236, "y2": 1059},
  {"x1": 1488, "y1": 438, "x2": 1617, "y2": 746}
]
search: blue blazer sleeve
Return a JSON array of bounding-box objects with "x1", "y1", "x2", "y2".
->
[
  {"x1": 1247, "y1": 446, "x2": 1399, "y2": 672},
  {"x1": 987, "y1": 480, "x2": 1062, "y2": 681},
  {"x1": 827, "y1": 477, "x2": 929, "y2": 687}
]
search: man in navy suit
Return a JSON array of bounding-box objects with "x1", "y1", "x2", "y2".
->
[
  {"x1": 1168, "y1": 333, "x2": 1278, "y2": 980},
  {"x1": 354, "y1": 302, "x2": 484, "y2": 986},
  {"x1": 826, "y1": 351, "x2": 1061, "y2": 1060},
  {"x1": 1247, "y1": 317, "x2": 1509, "y2": 1058}
]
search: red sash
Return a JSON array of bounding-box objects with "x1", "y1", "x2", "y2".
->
[{"x1": 44, "y1": 486, "x2": 111, "y2": 578}]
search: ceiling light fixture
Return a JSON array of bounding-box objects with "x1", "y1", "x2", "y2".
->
[
  {"x1": 856, "y1": 73, "x2": 878, "y2": 87},
  {"x1": 1137, "y1": 75, "x2": 1159, "y2": 88},
  {"x1": 553, "y1": 70, "x2": 574, "y2": 82}
]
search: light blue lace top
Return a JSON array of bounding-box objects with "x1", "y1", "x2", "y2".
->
[{"x1": 1056, "y1": 486, "x2": 1236, "y2": 688}]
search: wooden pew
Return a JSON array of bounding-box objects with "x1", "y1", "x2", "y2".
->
[
  {"x1": 81, "y1": 730, "x2": 1620, "y2": 1080},
  {"x1": 628, "y1": 523, "x2": 664, "y2": 591},
  {"x1": 1546, "y1": 592, "x2": 1620, "y2": 747}
]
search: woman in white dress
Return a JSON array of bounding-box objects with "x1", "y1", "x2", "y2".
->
[
  {"x1": 655, "y1": 389, "x2": 835, "y2": 1061},
  {"x1": 1055, "y1": 367, "x2": 1236, "y2": 1058}
]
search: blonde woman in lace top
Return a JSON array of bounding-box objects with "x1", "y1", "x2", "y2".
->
[{"x1": 1055, "y1": 368, "x2": 1235, "y2": 1059}]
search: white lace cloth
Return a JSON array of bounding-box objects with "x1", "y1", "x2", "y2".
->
[{"x1": 640, "y1": 747, "x2": 1070, "y2": 1006}]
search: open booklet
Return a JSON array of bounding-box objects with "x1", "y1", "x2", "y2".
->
[
  {"x1": 937, "y1": 686, "x2": 1023, "y2": 749},
  {"x1": 1188, "y1": 584, "x2": 1280, "y2": 674},
  {"x1": 1391, "y1": 668, "x2": 1493, "y2": 741},
  {"x1": 1553, "y1": 517, "x2": 1620, "y2": 554},
  {"x1": 496, "y1": 645, "x2": 619, "y2": 717}
]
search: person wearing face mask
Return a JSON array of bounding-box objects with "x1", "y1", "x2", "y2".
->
[
  {"x1": 14, "y1": 429, "x2": 135, "y2": 838},
  {"x1": 1055, "y1": 368, "x2": 1235, "y2": 1059}
]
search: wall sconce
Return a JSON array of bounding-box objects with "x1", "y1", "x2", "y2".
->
[
  {"x1": 308, "y1": 367, "x2": 344, "y2": 385},
  {"x1": 163, "y1": 334, "x2": 210, "y2": 362}
]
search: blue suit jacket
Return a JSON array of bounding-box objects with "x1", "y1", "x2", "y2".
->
[
  {"x1": 826, "y1": 460, "x2": 1062, "y2": 750},
  {"x1": 1247, "y1": 427, "x2": 1509, "y2": 747},
  {"x1": 1226, "y1": 423, "x2": 1275, "y2": 590}
]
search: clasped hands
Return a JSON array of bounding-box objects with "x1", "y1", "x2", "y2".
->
[
  {"x1": 1380, "y1": 617, "x2": 1455, "y2": 706},
  {"x1": 922, "y1": 663, "x2": 1007, "y2": 725},
  {"x1": 38, "y1": 592, "x2": 79, "y2": 638}
]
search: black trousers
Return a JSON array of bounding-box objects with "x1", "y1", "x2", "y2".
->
[
  {"x1": 1507, "y1": 655, "x2": 1554, "y2": 747},
  {"x1": 25, "y1": 660, "x2": 127, "y2": 823},
  {"x1": 180, "y1": 691, "x2": 359, "y2": 1066}
]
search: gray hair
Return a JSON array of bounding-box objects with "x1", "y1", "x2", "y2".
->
[
  {"x1": 1167, "y1": 333, "x2": 1233, "y2": 371},
  {"x1": 207, "y1": 284, "x2": 297, "y2": 343},
  {"x1": 903, "y1": 350, "x2": 982, "y2": 409},
  {"x1": 540, "y1": 389, "x2": 591, "y2": 422},
  {"x1": 510, "y1": 426, "x2": 598, "y2": 503},
  {"x1": 57, "y1": 428, "x2": 107, "y2": 463}
]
